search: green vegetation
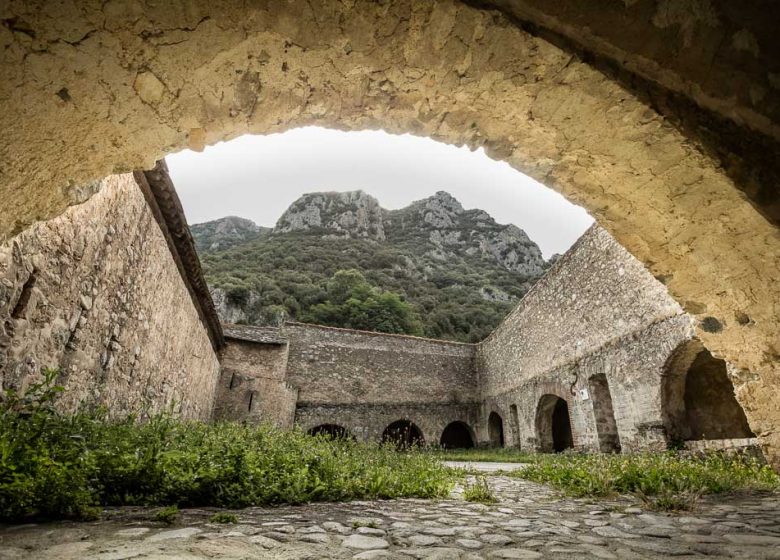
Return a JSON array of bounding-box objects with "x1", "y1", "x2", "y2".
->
[
  {"x1": 515, "y1": 452, "x2": 779, "y2": 511},
  {"x1": 0, "y1": 370, "x2": 454, "y2": 520},
  {"x1": 209, "y1": 512, "x2": 239, "y2": 524},
  {"x1": 462, "y1": 476, "x2": 498, "y2": 504},
  {"x1": 304, "y1": 269, "x2": 423, "y2": 335},
  {"x1": 196, "y1": 230, "x2": 540, "y2": 342},
  {"x1": 431, "y1": 447, "x2": 536, "y2": 463},
  {"x1": 153, "y1": 505, "x2": 179, "y2": 525}
]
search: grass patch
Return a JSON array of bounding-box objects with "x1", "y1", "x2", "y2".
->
[
  {"x1": 209, "y1": 512, "x2": 238, "y2": 524},
  {"x1": 515, "y1": 452, "x2": 779, "y2": 511},
  {"x1": 430, "y1": 447, "x2": 536, "y2": 463},
  {"x1": 0, "y1": 370, "x2": 455, "y2": 520},
  {"x1": 462, "y1": 476, "x2": 498, "y2": 504}
]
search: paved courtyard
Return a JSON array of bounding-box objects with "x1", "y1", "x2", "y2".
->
[{"x1": 1, "y1": 472, "x2": 779, "y2": 559}]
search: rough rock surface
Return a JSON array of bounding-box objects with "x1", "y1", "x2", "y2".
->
[
  {"x1": 0, "y1": 0, "x2": 779, "y2": 463},
  {"x1": 2, "y1": 473, "x2": 778, "y2": 559},
  {"x1": 275, "y1": 191, "x2": 387, "y2": 240}
]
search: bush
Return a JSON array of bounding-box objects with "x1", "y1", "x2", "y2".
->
[
  {"x1": 153, "y1": 505, "x2": 179, "y2": 525},
  {"x1": 0, "y1": 373, "x2": 454, "y2": 520},
  {"x1": 516, "y1": 452, "x2": 779, "y2": 511}
]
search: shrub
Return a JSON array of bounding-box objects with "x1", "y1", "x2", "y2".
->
[
  {"x1": 0, "y1": 373, "x2": 455, "y2": 520},
  {"x1": 516, "y1": 452, "x2": 779, "y2": 511},
  {"x1": 463, "y1": 476, "x2": 497, "y2": 504}
]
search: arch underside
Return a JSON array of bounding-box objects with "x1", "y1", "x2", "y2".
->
[{"x1": 1, "y1": 0, "x2": 779, "y2": 462}]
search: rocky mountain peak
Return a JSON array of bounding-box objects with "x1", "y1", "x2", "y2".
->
[
  {"x1": 189, "y1": 216, "x2": 268, "y2": 252},
  {"x1": 274, "y1": 190, "x2": 386, "y2": 240}
]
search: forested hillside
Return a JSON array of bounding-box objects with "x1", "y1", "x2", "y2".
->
[{"x1": 192, "y1": 191, "x2": 553, "y2": 342}]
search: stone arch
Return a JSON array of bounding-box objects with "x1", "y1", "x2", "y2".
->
[
  {"x1": 2, "y1": 0, "x2": 780, "y2": 462},
  {"x1": 488, "y1": 411, "x2": 505, "y2": 447},
  {"x1": 382, "y1": 420, "x2": 425, "y2": 449},
  {"x1": 307, "y1": 424, "x2": 354, "y2": 440},
  {"x1": 536, "y1": 394, "x2": 574, "y2": 453},
  {"x1": 662, "y1": 340, "x2": 754, "y2": 443},
  {"x1": 440, "y1": 421, "x2": 475, "y2": 449},
  {"x1": 588, "y1": 373, "x2": 621, "y2": 453}
]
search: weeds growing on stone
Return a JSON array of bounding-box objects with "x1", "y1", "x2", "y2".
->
[
  {"x1": 516, "y1": 452, "x2": 779, "y2": 511},
  {"x1": 462, "y1": 476, "x2": 498, "y2": 504},
  {"x1": 209, "y1": 512, "x2": 238, "y2": 524},
  {"x1": 153, "y1": 505, "x2": 179, "y2": 525},
  {"x1": 0, "y1": 370, "x2": 455, "y2": 520}
]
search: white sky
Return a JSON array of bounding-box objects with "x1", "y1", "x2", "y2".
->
[{"x1": 167, "y1": 127, "x2": 593, "y2": 259}]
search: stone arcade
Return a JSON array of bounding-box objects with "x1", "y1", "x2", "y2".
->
[{"x1": 0, "y1": 163, "x2": 757, "y2": 456}]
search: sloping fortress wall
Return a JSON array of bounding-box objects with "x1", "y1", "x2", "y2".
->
[
  {"x1": 477, "y1": 226, "x2": 696, "y2": 451},
  {"x1": 0, "y1": 170, "x2": 222, "y2": 420}
]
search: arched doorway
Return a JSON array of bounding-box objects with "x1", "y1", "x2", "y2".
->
[
  {"x1": 439, "y1": 421, "x2": 475, "y2": 449},
  {"x1": 382, "y1": 420, "x2": 424, "y2": 449},
  {"x1": 588, "y1": 373, "x2": 621, "y2": 453},
  {"x1": 488, "y1": 412, "x2": 505, "y2": 447},
  {"x1": 663, "y1": 341, "x2": 754, "y2": 443},
  {"x1": 536, "y1": 395, "x2": 574, "y2": 453},
  {"x1": 307, "y1": 424, "x2": 353, "y2": 440}
]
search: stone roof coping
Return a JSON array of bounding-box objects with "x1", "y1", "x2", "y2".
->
[
  {"x1": 283, "y1": 321, "x2": 476, "y2": 346},
  {"x1": 134, "y1": 161, "x2": 225, "y2": 351},
  {"x1": 222, "y1": 323, "x2": 288, "y2": 345}
]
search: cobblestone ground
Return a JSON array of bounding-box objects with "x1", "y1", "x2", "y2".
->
[{"x1": 2, "y1": 473, "x2": 780, "y2": 559}]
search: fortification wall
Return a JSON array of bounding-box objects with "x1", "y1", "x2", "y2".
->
[
  {"x1": 215, "y1": 327, "x2": 298, "y2": 428},
  {"x1": 284, "y1": 323, "x2": 477, "y2": 406},
  {"x1": 0, "y1": 173, "x2": 221, "y2": 420},
  {"x1": 477, "y1": 225, "x2": 696, "y2": 451}
]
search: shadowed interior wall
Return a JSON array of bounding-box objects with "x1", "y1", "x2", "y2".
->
[{"x1": 0, "y1": 174, "x2": 221, "y2": 419}]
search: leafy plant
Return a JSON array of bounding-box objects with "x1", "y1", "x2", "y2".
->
[
  {"x1": 0, "y1": 372, "x2": 455, "y2": 521},
  {"x1": 209, "y1": 512, "x2": 238, "y2": 524},
  {"x1": 463, "y1": 476, "x2": 497, "y2": 504},
  {"x1": 154, "y1": 505, "x2": 179, "y2": 525}
]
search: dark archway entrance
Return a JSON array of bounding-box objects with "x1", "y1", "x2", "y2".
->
[
  {"x1": 588, "y1": 373, "x2": 621, "y2": 453},
  {"x1": 536, "y1": 395, "x2": 574, "y2": 453},
  {"x1": 440, "y1": 421, "x2": 475, "y2": 449},
  {"x1": 382, "y1": 420, "x2": 424, "y2": 449},
  {"x1": 488, "y1": 412, "x2": 505, "y2": 447},
  {"x1": 663, "y1": 342, "x2": 754, "y2": 443},
  {"x1": 307, "y1": 424, "x2": 353, "y2": 440}
]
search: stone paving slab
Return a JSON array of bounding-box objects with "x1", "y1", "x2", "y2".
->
[{"x1": 1, "y1": 475, "x2": 779, "y2": 559}]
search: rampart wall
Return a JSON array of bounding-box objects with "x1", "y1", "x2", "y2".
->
[{"x1": 0, "y1": 172, "x2": 222, "y2": 419}]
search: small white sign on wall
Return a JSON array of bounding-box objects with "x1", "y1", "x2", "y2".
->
[{"x1": 579, "y1": 388, "x2": 590, "y2": 401}]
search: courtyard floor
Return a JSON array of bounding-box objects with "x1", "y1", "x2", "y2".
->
[{"x1": 1, "y1": 467, "x2": 779, "y2": 560}]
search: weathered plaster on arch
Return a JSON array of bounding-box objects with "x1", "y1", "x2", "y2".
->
[{"x1": 1, "y1": 0, "x2": 779, "y2": 461}]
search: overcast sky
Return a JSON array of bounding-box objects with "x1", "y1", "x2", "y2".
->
[{"x1": 167, "y1": 127, "x2": 593, "y2": 258}]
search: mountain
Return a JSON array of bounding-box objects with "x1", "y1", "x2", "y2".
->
[
  {"x1": 190, "y1": 216, "x2": 270, "y2": 252},
  {"x1": 192, "y1": 191, "x2": 552, "y2": 342}
]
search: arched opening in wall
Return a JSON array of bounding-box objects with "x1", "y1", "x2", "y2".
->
[
  {"x1": 488, "y1": 412, "x2": 505, "y2": 447},
  {"x1": 536, "y1": 395, "x2": 574, "y2": 453},
  {"x1": 440, "y1": 421, "x2": 475, "y2": 449},
  {"x1": 662, "y1": 341, "x2": 754, "y2": 443},
  {"x1": 307, "y1": 424, "x2": 354, "y2": 441},
  {"x1": 382, "y1": 420, "x2": 425, "y2": 449},
  {"x1": 588, "y1": 373, "x2": 621, "y2": 453}
]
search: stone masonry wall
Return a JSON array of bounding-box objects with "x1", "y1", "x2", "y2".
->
[
  {"x1": 285, "y1": 323, "x2": 477, "y2": 406},
  {"x1": 284, "y1": 322, "x2": 477, "y2": 440},
  {"x1": 214, "y1": 331, "x2": 297, "y2": 428},
  {"x1": 477, "y1": 225, "x2": 698, "y2": 451},
  {"x1": 0, "y1": 173, "x2": 221, "y2": 420}
]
